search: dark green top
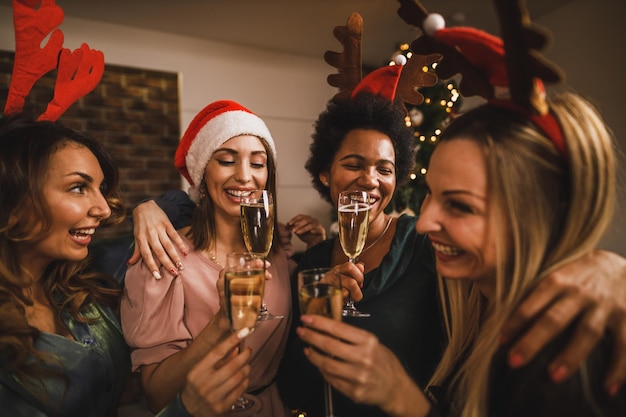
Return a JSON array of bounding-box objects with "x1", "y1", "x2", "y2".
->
[
  {"x1": 277, "y1": 214, "x2": 445, "y2": 417},
  {"x1": 0, "y1": 303, "x2": 131, "y2": 417}
]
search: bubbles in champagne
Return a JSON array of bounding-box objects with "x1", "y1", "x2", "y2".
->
[{"x1": 338, "y1": 202, "x2": 369, "y2": 260}]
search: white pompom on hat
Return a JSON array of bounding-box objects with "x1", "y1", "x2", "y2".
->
[{"x1": 174, "y1": 100, "x2": 276, "y2": 202}]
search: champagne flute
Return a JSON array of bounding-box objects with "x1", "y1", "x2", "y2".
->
[
  {"x1": 298, "y1": 268, "x2": 343, "y2": 417},
  {"x1": 337, "y1": 190, "x2": 371, "y2": 318},
  {"x1": 240, "y1": 189, "x2": 284, "y2": 321},
  {"x1": 224, "y1": 252, "x2": 265, "y2": 416}
]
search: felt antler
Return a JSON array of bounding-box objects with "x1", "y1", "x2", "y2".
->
[
  {"x1": 3, "y1": 0, "x2": 105, "y2": 121},
  {"x1": 396, "y1": 0, "x2": 495, "y2": 99},
  {"x1": 325, "y1": 11, "x2": 439, "y2": 105},
  {"x1": 397, "y1": 0, "x2": 566, "y2": 156},
  {"x1": 38, "y1": 44, "x2": 105, "y2": 121},
  {"x1": 493, "y1": 0, "x2": 563, "y2": 115},
  {"x1": 395, "y1": 52, "x2": 441, "y2": 105},
  {"x1": 324, "y1": 12, "x2": 363, "y2": 100},
  {"x1": 3, "y1": 0, "x2": 65, "y2": 115}
]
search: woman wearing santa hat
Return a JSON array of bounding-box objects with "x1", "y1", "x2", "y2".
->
[{"x1": 120, "y1": 100, "x2": 293, "y2": 417}]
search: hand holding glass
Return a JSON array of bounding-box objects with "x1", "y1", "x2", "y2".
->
[
  {"x1": 224, "y1": 252, "x2": 265, "y2": 416},
  {"x1": 240, "y1": 189, "x2": 283, "y2": 321},
  {"x1": 298, "y1": 268, "x2": 342, "y2": 417},
  {"x1": 337, "y1": 190, "x2": 371, "y2": 318}
]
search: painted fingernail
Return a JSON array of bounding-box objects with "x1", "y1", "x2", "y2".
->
[
  {"x1": 169, "y1": 268, "x2": 179, "y2": 276},
  {"x1": 152, "y1": 271, "x2": 162, "y2": 280},
  {"x1": 175, "y1": 262, "x2": 184, "y2": 270},
  {"x1": 550, "y1": 365, "x2": 568, "y2": 382},
  {"x1": 607, "y1": 381, "x2": 620, "y2": 397},
  {"x1": 508, "y1": 352, "x2": 523, "y2": 368},
  {"x1": 237, "y1": 327, "x2": 250, "y2": 339}
]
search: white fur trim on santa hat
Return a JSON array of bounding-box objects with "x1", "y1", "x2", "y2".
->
[{"x1": 185, "y1": 109, "x2": 275, "y2": 202}]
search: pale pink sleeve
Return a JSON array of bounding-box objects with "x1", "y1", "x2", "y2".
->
[{"x1": 120, "y1": 261, "x2": 191, "y2": 371}]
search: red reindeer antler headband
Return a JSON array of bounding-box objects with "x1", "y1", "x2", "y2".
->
[
  {"x1": 3, "y1": 0, "x2": 105, "y2": 121},
  {"x1": 396, "y1": 0, "x2": 567, "y2": 157}
]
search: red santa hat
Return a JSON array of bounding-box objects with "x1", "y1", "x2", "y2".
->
[
  {"x1": 174, "y1": 100, "x2": 276, "y2": 202},
  {"x1": 350, "y1": 55, "x2": 406, "y2": 101}
]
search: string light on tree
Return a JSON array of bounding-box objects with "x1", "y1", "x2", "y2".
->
[{"x1": 387, "y1": 43, "x2": 463, "y2": 215}]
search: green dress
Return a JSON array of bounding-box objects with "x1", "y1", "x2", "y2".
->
[{"x1": 0, "y1": 303, "x2": 131, "y2": 417}]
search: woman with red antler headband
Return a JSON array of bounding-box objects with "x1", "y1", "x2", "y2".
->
[
  {"x1": 294, "y1": 1, "x2": 626, "y2": 416},
  {"x1": 0, "y1": 2, "x2": 283, "y2": 416}
]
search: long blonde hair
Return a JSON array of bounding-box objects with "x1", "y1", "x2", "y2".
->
[{"x1": 427, "y1": 91, "x2": 616, "y2": 417}]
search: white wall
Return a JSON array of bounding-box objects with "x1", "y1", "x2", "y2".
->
[
  {"x1": 537, "y1": 0, "x2": 626, "y2": 255},
  {"x1": 1, "y1": 0, "x2": 624, "y2": 255}
]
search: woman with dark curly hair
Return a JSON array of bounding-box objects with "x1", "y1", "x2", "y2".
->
[
  {"x1": 275, "y1": 66, "x2": 445, "y2": 417},
  {"x1": 305, "y1": 92, "x2": 415, "y2": 204}
]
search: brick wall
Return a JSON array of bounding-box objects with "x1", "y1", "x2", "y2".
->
[{"x1": 0, "y1": 50, "x2": 181, "y2": 240}]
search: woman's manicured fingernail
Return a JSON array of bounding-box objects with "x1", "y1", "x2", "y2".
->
[
  {"x1": 606, "y1": 381, "x2": 620, "y2": 397},
  {"x1": 175, "y1": 262, "x2": 184, "y2": 270},
  {"x1": 550, "y1": 364, "x2": 568, "y2": 382},
  {"x1": 237, "y1": 327, "x2": 250, "y2": 339},
  {"x1": 152, "y1": 271, "x2": 162, "y2": 280},
  {"x1": 508, "y1": 352, "x2": 523, "y2": 368}
]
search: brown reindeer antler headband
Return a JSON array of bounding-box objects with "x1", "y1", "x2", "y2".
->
[
  {"x1": 396, "y1": 0, "x2": 566, "y2": 157},
  {"x1": 3, "y1": 0, "x2": 105, "y2": 121},
  {"x1": 325, "y1": 12, "x2": 440, "y2": 107}
]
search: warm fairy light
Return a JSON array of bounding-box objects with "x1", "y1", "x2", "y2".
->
[
  {"x1": 430, "y1": 136, "x2": 437, "y2": 142},
  {"x1": 424, "y1": 98, "x2": 431, "y2": 104},
  {"x1": 435, "y1": 129, "x2": 441, "y2": 135},
  {"x1": 420, "y1": 167, "x2": 427, "y2": 174},
  {"x1": 432, "y1": 62, "x2": 438, "y2": 69},
  {"x1": 406, "y1": 51, "x2": 413, "y2": 58},
  {"x1": 447, "y1": 83, "x2": 454, "y2": 89},
  {"x1": 419, "y1": 135, "x2": 426, "y2": 142},
  {"x1": 400, "y1": 43, "x2": 410, "y2": 51},
  {"x1": 440, "y1": 99, "x2": 447, "y2": 106},
  {"x1": 446, "y1": 107, "x2": 452, "y2": 113},
  {"x1": 410, "y1": 173, "x2": 417, "y2": 180},
  {"x1": 405, "y1": 116, "x2": 412, "y2": 127},
  {"x1": 421, "y1": 65, "x2": 429, "y2": 73}
]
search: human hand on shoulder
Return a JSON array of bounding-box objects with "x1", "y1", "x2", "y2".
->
[
  {"x1": 128, "y1": 199, "x2": 188, "y2": 279},
  {"x1": 502, "y1": 250, "x2": 626, "y2": 395}
]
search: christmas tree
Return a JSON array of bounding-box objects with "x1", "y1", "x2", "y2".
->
[{"x1": 387, "y1": 43, "x2": 463, "y2": 215}]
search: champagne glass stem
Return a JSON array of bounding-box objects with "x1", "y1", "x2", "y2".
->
[
  {"x1": 324, "y1": 380, "x2": 335, "y2": 417},
  {"x1": 228, "y1": 341, "x2": 257, "y2": 413},
  {"x1": 256, "y1": 256, "x2": 284, "y2": 321},
  {"x1": 342, "y1": 257, "x2": 369, "y2": 317}
]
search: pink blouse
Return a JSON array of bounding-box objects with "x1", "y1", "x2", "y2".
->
[{"x1": 121, "y1": 233, "x2": 293, "y2": 417}]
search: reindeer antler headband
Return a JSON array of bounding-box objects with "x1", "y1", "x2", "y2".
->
[
  {"x1": 3, "y1": 0, "x2": 105, "y2": 121},
  {"x1": 324, "y1": 12, "x2": 441, "y2": 107},
  {"x1": 396, "y1": 0, "x2": 567, "y2": 157}
]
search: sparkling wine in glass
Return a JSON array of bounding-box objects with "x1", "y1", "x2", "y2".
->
[
  {"x1": 240, "y1": 189, "x2": 283, "y2": 321},
  {"x1": 337, "y1": 190, "x2": 371, "y2": 318},
  {"x1": 224, "y1": 252, "x2": 265, "y2": 416},
  {"x1": 298, "y1": 268, "x2": 342, "y2": 417}
]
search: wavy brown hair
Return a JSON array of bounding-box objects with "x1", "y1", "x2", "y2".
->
[{"x1": 0, "y1": 114, "x2": 125, "y2": 388}]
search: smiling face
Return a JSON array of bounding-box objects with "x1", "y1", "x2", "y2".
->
[
  {"x1": 416, "y1": 138, "x2": 498, "y2": 295},
  {"x1": 321, "y1": 129, "x2": 396, "y2": 226},
  {"x1": 22, "y1": 143, "x2": 111, "y2": 272},
  {"x1": 202, "y1": 135, "x2": 269, "y2": 220}
]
